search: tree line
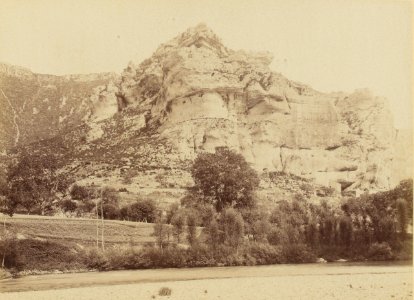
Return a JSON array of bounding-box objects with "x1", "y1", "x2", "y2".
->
[
  {"x1": 151, "y1": 148, "x2": 412, "y2": 263},
  {"x1": 1, "y1": 147, "x2": 412, "y2": 270}
]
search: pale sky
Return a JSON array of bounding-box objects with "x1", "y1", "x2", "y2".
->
[{"x1": 0, "y1": 0, "x2": 412, "y2": 129}]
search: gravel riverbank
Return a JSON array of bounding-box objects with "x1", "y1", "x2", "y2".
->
[{"x1": 1, "y1": 266, "x2": 412, "y2": 300}]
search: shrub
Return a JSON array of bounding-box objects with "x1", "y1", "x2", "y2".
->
[
  {"x1": 127, "y1": 199, "x2": 157, "y2": 222},
  {"x1": 83, "y1": 248, "x2": 107, "y2": 270},
  {"x1": 119, "y1": 206, "x2": 129, "y2": 220},
  {"x1": 70, "y1": 184, "x2": 90, "y2": 200},
  {"x1": 100, "y1": 247, "x2": 143, "y2": 270},
  {"x1": 101, "y1": 186, "x2": 120, "y2": 205},
  {"x1": 186, "y1": 212, "x2": 198, "y2": 246},
  {"x1": 76, "y1": 200, "x2": 95, "y2": 214},
  {"x1": 338, "y1": 216, "x2": 353, "y2": 247},
  {"x1": 153, "y1": 219, "x2": 169, "y2": 249},
  {"x1": 282, "y1": 244, "x2": 316, "y2": 263},
  {"x1": 122, "y1": 169, "x2": 138, "y2": 184},
  {"x1": 251, "y1": 219, "x2": 271, "y2": 243},
  {"x1": 171, "y1": 213, "x2": 186, "y2": 243},
  {"x1": 366, "y1": 242, "x2": 394, "y2": 261},
  {"x1": 247, "y1": 243, "x2": 283, "y2": 265},
  {"x1": 165, "y1": 203, "x2": 179, "y2": 224},
  {"x1": 0, "y1": 238, "x2": 23, "y2": 270},
  {"x1": 158, "y1": 287, "x2": 172, "y2": 296},
  {"x1": 0, "y1": 239, "x2": 86, "y2": 271},
  {"x1": 220, "y1": 208, "x2": 244, "y2": 248},
  {"x1": 141, "y1": 246, "x2": 187, "y2": 268},
  {"x1": 98, "y1": 203, "x2": 120, "y2": 220},
  {"x1": 396, "y1": 198, "x2": 408, "y2": 239},
  {"x1": 185, "y1": 244, "x2": 216, "y2": 267},
  {"x1": 204, "y1": 218, "x2": 220, "y2": 250},
  {"x1": 60, "y1": 199, "x2": 77, "y2": 213}
]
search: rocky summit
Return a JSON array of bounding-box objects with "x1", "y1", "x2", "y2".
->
[{"x1": 0, "y1": 24, "x2": 411, "y2": 204}]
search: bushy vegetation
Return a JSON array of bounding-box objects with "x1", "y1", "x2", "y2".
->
[
  {"x1": 191, "y1": 147, "x2": 260, "y2": 211},
  {"x1": 1, "y1": 150, "x2": 73, "y2": 216},
  {"x1": 0, "y1": 149, "x2": 412, "y2": 274},
  {"x1": 0, "y1": 238, "x2": 86, "y2": 271}
]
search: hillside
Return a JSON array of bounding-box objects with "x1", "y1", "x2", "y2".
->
[
  {"x1": 0, "y1": 63, "x2": 118, "y2": 151},
  {"x1": 0, "y1": 24, "x2": 412, "y2": 205}
]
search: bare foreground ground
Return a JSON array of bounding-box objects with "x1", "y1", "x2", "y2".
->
[{"x1": 1, "y1": 263, "x2": 412, "y2": 300}]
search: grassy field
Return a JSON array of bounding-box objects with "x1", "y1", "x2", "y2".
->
[{"x1": 2, "y1": 214, "x2": 156, "y2": 247}]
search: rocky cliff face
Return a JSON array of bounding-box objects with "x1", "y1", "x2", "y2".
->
[
  {"x1": 1, "y1": 24, "x2": 410, "y2": 200},
  {"x1": 105, "y1": 24, "x2": 403, "y2": 194},
  {"x1": 0, "y1": 63, "x2": 117, "y2": 151}
]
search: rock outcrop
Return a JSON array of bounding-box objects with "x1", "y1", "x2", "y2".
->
[
  {"x1": 109, "y1": 23, "x2": 404, "y2": 194},
  {"x1": 1, "y1": 24, "x2": 411, "y2": 198}
]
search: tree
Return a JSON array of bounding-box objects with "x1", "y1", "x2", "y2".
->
[
  {"x1": 338, "y1": 215, "x2": 353, "y2": 247},
  {"x1": 240, "y1": 206, "x2": 270, "y2": 242},
  {"x1": 127, "y1": 199, "x2": 157, "y2": 222},
  {"x1": 391, "y1": 179, "x2": 413, "y2": 216},
  {"x1": 100, "y1": 186, "x2": 119, "y2": 205},
  {"x1": 220, "y1": 208, "x2": 245, "y2": 249},
  {"x1": 154, "y1": 217, "x2": 168, "y2": 249},
  {"x1": 165, "y1": 202, "x2": 179, "y2": 224},
  {"x1": 396, "y1": 198, "x2": 408, "y2": 239},
  {"x1": 70, "y1": 184, "x2": 90, "y2": 201},
  {"x1": 191, "y1": 148, "x2": 260, "y2": 211},
  {"x1": 60, "y1": 199, "x2": 77, "y2": 214},
  {"x1": 186, "y1": 212, "x2": 198, "y2": 247},
  {"x1": 204, "y1": 217, "x2": 220, "y2": 251},
  {"x1": 305, "y1": 220, "x2": 319, "y2": 248},
  {"x1": 269, "y1": 199, "x2": 308, "y2": 245},
  {"x1": 97, "y1": 203, "x2": 120, "y2": 220},
  {"x1": 171, "y1": 212, "x2": 185, "y2": 244},
  {"x1": 5, "y1": 150, "x2": 73, "y2": 216},
  {"x1": 252, "y1": 219, "x2": 271, "y2": 243}
]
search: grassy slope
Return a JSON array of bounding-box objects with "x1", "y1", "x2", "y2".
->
[{"x1": 3, "y1": 214, "x2": 155, "y2": 247}]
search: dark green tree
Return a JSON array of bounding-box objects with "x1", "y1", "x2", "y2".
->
[
  {"x1": 127, "y1": 199, "x2": 157, "y2": 222},
  {"x1": 60, "y1": 199, "x2": 77, "y2": 213},
  {"x1": 153, "y1": 217, "x2": 168, "y2": 249},
  {"x1": 191, "y1": 148, "x2": 260, "y2": 211},
  {"x1": 220, "y1": 208, "x2": 245, "y2": 249},
  {"x1": 100, "y1": 186, "x2": 119, "y2": 205},
  {"x1": 70, "y1": 184, "x2": 90, "y2": 201},
  {"x1": 186, "y1": 212, "x2": 198, "y2": 247},
  {"x1": 5, "y1": 150, "x2": 73, "y2": 216},
  {"x1": 171, "y1": 212, "x2": 186, "y2": 244},
  {"x1": 396, "y1": 198, "x2": 408, "y2": 239}
]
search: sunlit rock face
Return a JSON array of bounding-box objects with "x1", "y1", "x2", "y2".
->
[
  {"x1": 1, "y1": 24, "x2": 410, "y2": 197},
  {"x1": 111, "y1": 23, "x2": 405, "y2": 193}
]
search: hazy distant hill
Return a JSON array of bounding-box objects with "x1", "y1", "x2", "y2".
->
[{"x1": 0, "y1": 62, "x2": 117, "y2": 150}]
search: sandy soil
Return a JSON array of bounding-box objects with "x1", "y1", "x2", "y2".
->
[{"x1": 1, "y1": 271, "x2": 412, "y2": 300}]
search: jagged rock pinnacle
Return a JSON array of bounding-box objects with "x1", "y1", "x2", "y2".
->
[{"x1": 155, "y1": 23, "x2": 228, "y2": 56}]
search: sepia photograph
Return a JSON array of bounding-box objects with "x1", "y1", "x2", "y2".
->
[{"x1": 0, "y1": 0, "x2": 412, "y2": 299}]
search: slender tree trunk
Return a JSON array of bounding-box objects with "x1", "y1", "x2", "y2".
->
[
  {"x1": 1, "y1": 216, "x2": 6, "y2": 268},
  {"x1": 101, "y1": 198, "x2": 104, "y2": 251},
  {"x1": 96, "y1": 201, "x2": 99, "y2": 249}
]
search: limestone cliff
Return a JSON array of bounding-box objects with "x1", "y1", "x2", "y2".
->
[
  {"x1": 1, "y1": 24, "x2": 410, "y2": 200},
  {"x1": 106, "y1": 24, "x2": 403, "y2": 194}
]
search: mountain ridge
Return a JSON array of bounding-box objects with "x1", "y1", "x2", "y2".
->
[{"x1": 0, "y1": 24, "x2": 412, "y2": 203}]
